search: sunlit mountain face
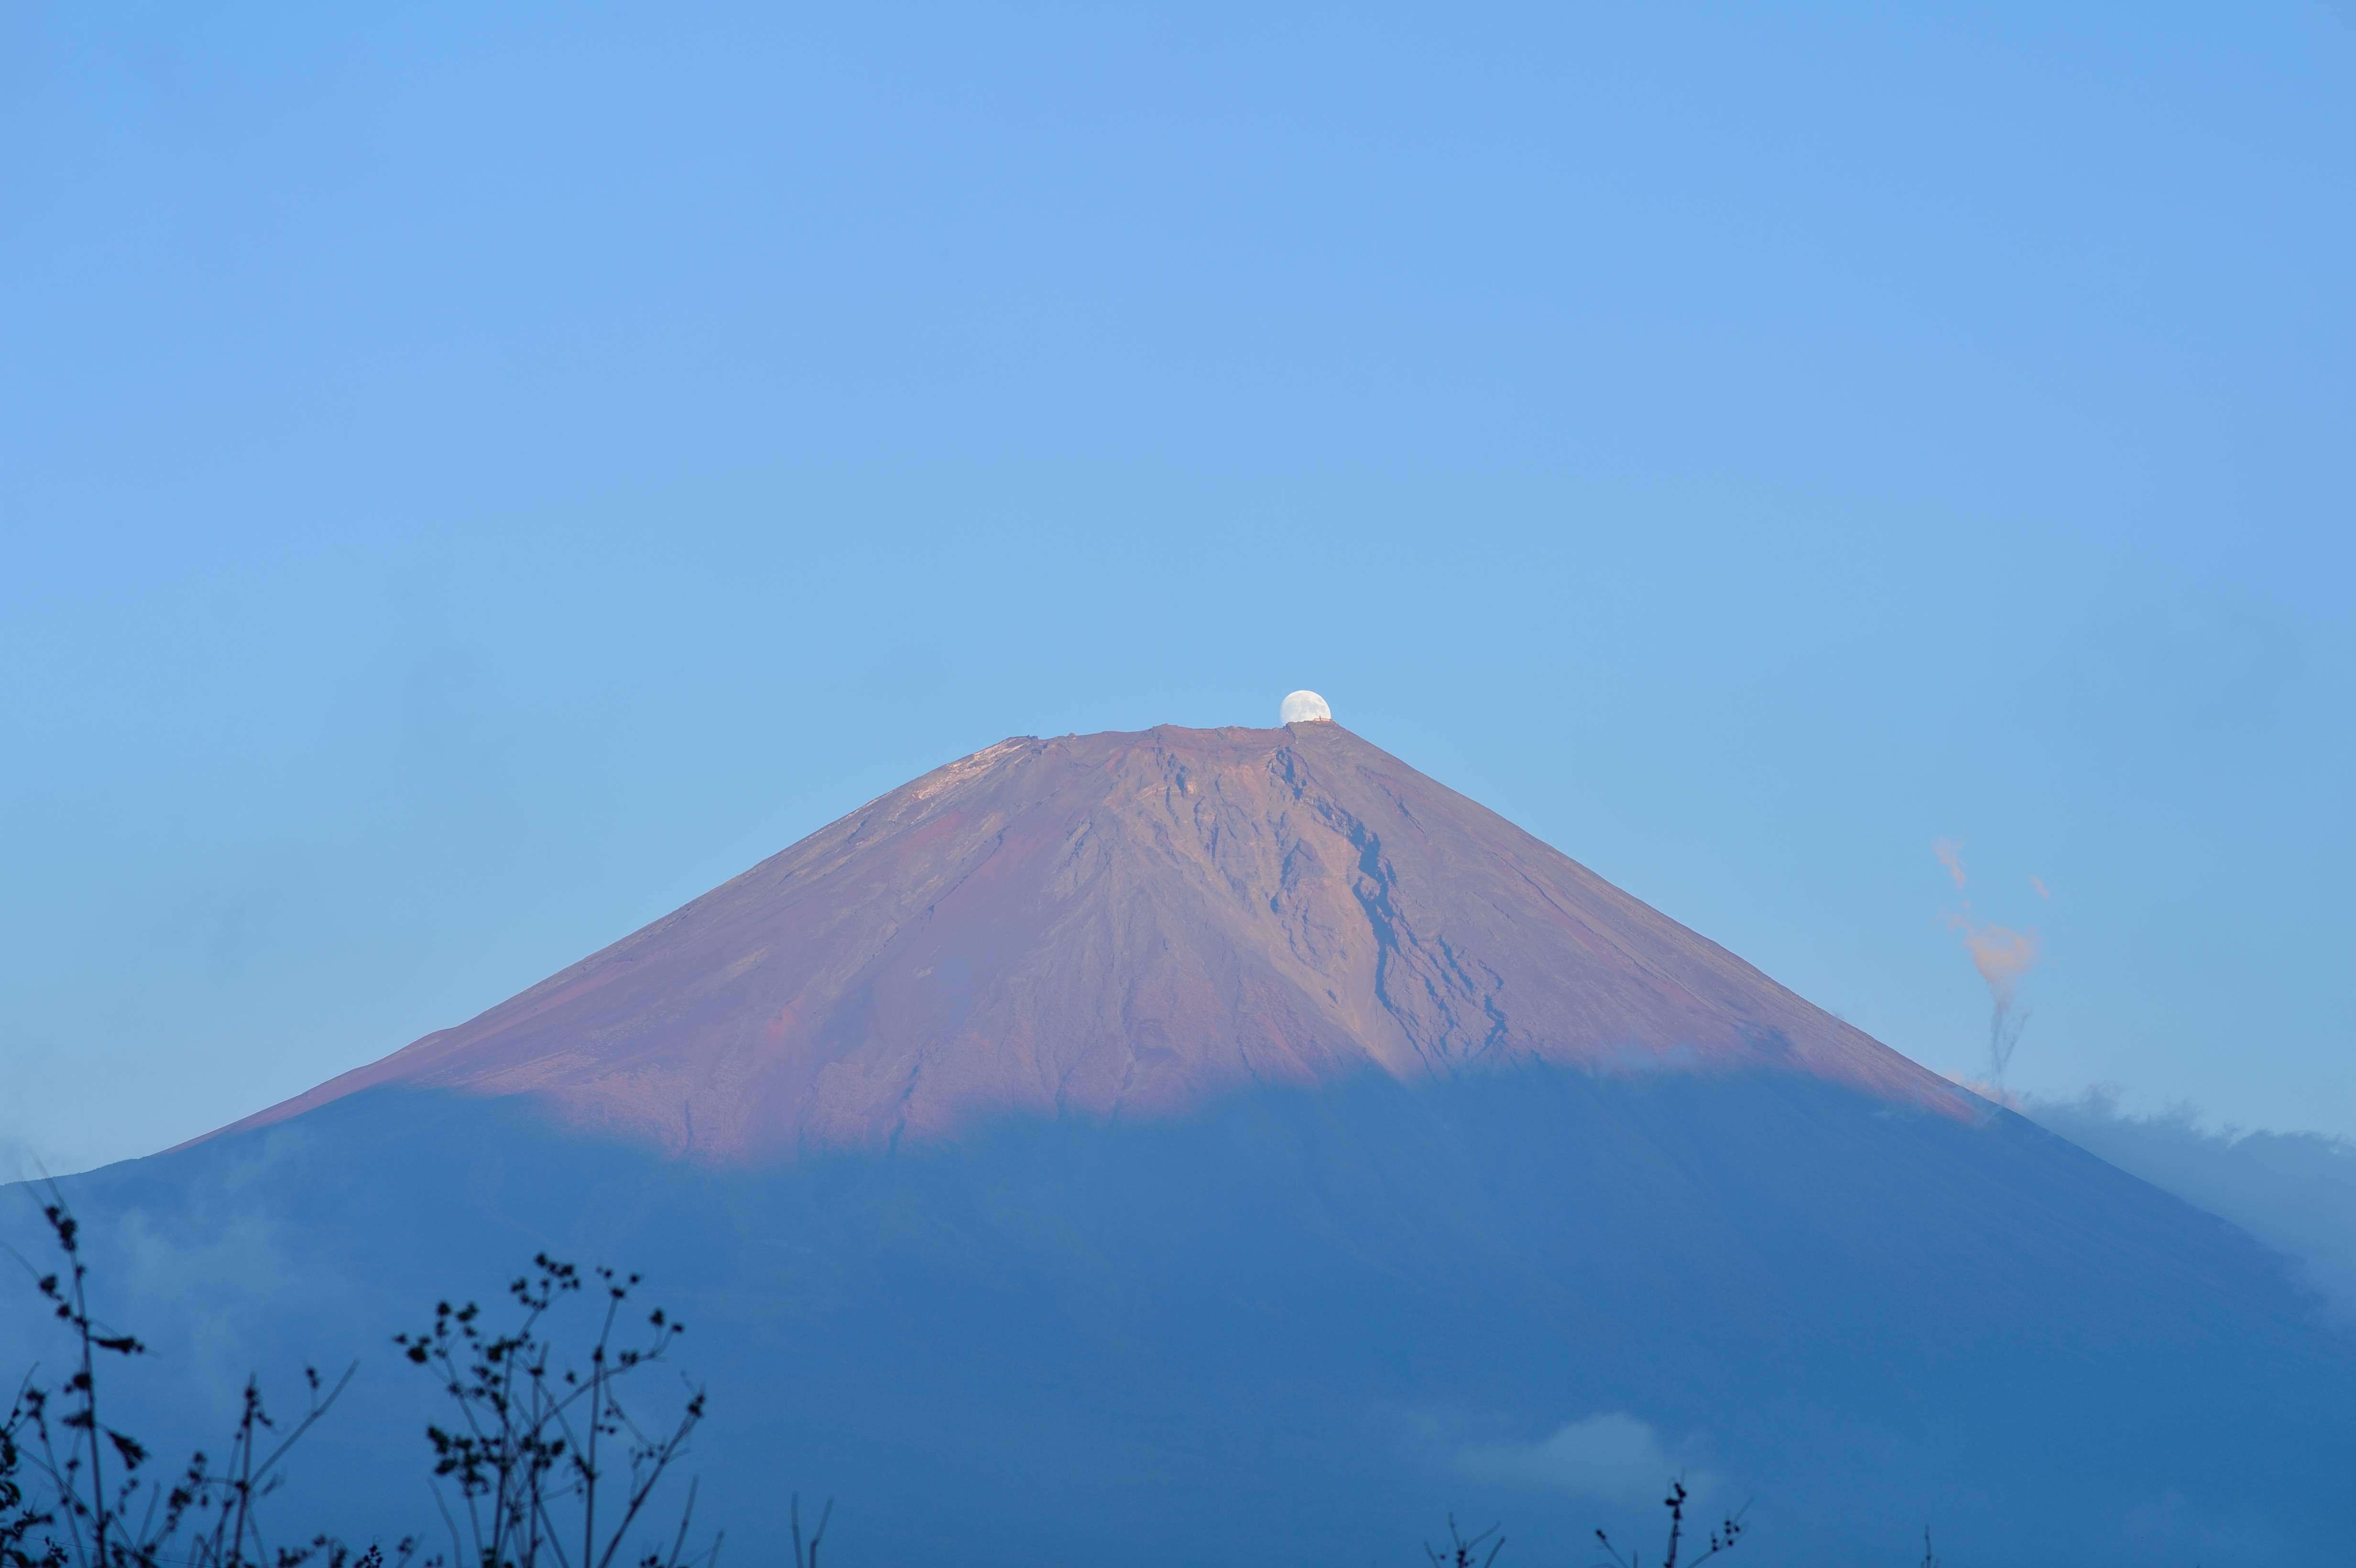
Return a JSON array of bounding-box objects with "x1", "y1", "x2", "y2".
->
[{"x1": 15, "y1": 724, "x2": 2353, "y2": 1565}]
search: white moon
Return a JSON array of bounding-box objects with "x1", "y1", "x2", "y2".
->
[{"x1": 1279, "y1": 689, "x2": 1333, "y2": 725}]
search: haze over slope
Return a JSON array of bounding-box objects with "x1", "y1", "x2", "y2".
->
[{"x1": 223, "y1": 722, "x2": 1962, "y2": 1160}]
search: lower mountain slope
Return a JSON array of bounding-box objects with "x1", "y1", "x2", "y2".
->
[{"x1": 25, "y1": 1067, "x2": 2353, "y2": 1565}]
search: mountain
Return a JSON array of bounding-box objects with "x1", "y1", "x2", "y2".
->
[
  {"x1": 214, "y1": 722, "x2": 1955, "y2": 1159},
  {"x1": 14, "y1": 721, "x2": 2355, "y2": 1565}
]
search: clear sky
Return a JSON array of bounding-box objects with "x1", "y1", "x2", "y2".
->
[{"x1": 5, "y1": 4, "x2": 2350, "y2": 1173}]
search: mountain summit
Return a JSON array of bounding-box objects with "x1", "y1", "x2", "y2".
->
[{"x1": 226, "y1": 723, "x2": 1963, "y2": 1160}]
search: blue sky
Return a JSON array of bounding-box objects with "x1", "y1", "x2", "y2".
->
[{"x1": 4, "y1": 3, "x2": 2350, "y2": 1172}]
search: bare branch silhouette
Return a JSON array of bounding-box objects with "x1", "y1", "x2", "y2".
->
[
  {"x1": 1422, "y1": 1513, "x2": 1503, "y2": 1568},
  {"x1": 7, "y1": 1191, "x2": 743, "y2": 1568},
  {"x1": 1593, "y1": 1478, "x2": 1746, "y2": 1568}
]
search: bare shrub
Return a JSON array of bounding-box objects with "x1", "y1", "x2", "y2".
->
[
  {"x1": 6, "y1": 1191, "x2": 769, "y2": 1568},
  {"x1": 1592, "y1": 1478, "x2": 1745, "y2": 1568}
]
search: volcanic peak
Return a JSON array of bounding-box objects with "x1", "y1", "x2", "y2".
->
[{"x1": 217, "y1": 722, "x2": 1967, "y2": 1161}]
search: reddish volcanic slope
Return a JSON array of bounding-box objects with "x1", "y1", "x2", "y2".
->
[{"x1": 221, "y1": 722, "x2": 1968, "y2": 1160}]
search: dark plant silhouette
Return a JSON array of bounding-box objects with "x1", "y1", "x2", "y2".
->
[
  {"x1": 393, "y1": 1256, "x2": 712, "y2": 1568},
  {"x1": 1592, "y1": 1479, "x2": 1745, "y2": 1568},
  {"x1": 3, "y1": 1370, "x2": 61, "y2": 1568},
  {"x1": 2, "y1": 1189, "x2": 371, "y2": 1568},
  {"x1": 1422, "y1": 1514, "x2": 1503, "y2": 1568},
  {"x1": 786, "y1": 1495, "x2": 828, "y2": 1568},
  {"x1": 6, "y1": 1192, "x2": 771, "y2": 1568}
]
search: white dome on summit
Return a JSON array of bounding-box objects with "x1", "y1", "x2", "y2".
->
[{"x1": 1279, "y1": 690, "x2": 1333, "y2": 725}]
